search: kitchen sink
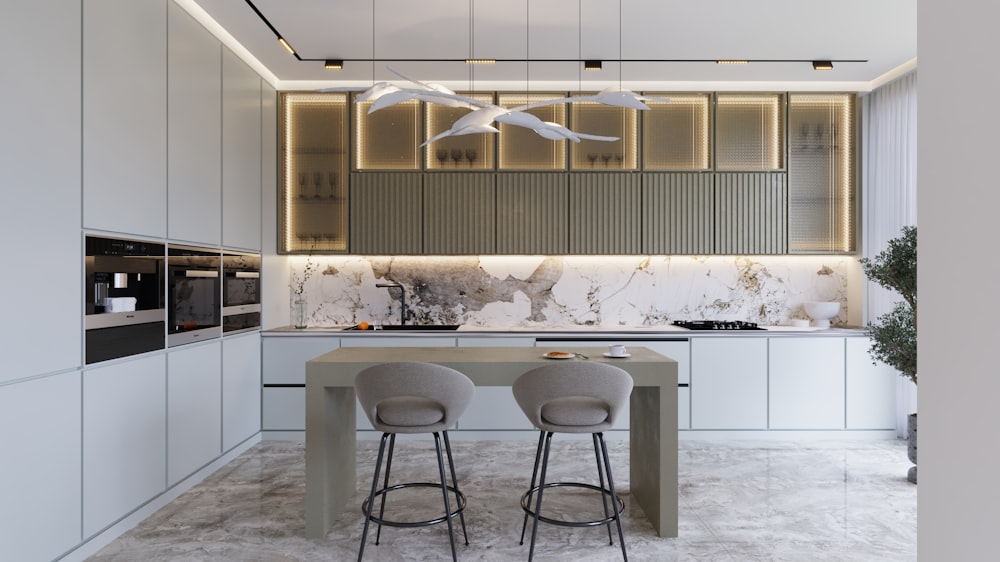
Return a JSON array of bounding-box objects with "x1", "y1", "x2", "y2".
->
[{"x1": 342, "y1": 324, "x2": 462, "y2": 331}]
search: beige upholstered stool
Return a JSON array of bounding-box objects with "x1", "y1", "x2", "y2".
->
[
  {"x1": 512, "y1": 361, "x2": 634, "y2": 561},
  {"x1": 354, "y1": 361, "x2": 475, "y2": 561}
]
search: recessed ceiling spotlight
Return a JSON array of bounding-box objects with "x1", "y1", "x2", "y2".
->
[
  {"x1": 324, "y1": 59, "x2": 343, "y2": 70},
  {"x1": 584, "y1": 60, "x2": 603, "y2": 71},
  {"x1": 812, "y1": 60, "x2": 834, "y2": 70}
]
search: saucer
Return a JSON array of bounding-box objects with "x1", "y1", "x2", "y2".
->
[{"x1": 603, "y1": 352, "x2": 631, "y2": 358}]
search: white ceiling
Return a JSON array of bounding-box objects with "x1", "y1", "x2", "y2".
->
[{"x1": 182, "y1": 0, "x2": 916, "y2": 92}]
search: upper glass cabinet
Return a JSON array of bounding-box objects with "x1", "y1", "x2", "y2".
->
[
  {"x1": 715, "y1": 93, "x2": 785, "y2": 171},
  {"x1": 354, "y1": 96, "x2": 420, "y2": 170},
  {"x1": 497, "y1": 93, "x2": 568, "y2": 170},
  {"x1": 425, "y1": 92, "x2": 495, "y2": 170},
  {"x1": 569, "y1": 98, "x2": 638, "y2": 170},
  {"x1": 642, "y1": 93, "x2": 712, "y2": 170},
  {"x1": 279, "y1": 93, "x2": 348, "y2": 253}
]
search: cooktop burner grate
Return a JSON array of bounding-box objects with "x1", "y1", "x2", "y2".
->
[{"x1": 672, "y1": 320, "x2": 764, "y2": 331}]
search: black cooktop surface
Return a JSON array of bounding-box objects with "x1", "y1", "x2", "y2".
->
[{"x1": 672, "y1": 320, "x2": 764, "y2": 331}]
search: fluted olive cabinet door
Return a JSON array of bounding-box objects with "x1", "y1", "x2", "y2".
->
[
  {"x1": 642, "y1": 173, "x2": 714, "y2": 254},
  {"x1": 350, "y1": 173, "x2": 422, "y2": 254},
  {"x1": 714, "y1": 173, "x2": 787, "y2": 254},
  {"x1": 496, "y1": 173, "x2": 568, "y2": 254},
  {"x1": 423, "y1": 174, "x2": 495, "y2": 254},
  {"x1": 569, "y1": 173, "x2": 642, "y2": 254}
]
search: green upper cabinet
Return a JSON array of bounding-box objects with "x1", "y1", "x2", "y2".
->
[{"x1": 278, "y1": 91, "x2": 856, "y2": 255}]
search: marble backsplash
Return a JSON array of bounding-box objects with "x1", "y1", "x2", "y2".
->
[{"x1": 287, "y1": 255, "x2": 855, "y2": 328}]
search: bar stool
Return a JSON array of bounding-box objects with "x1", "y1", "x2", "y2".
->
[
  {"x1": 354, "y1": 361, "x2": 475, "y2": 561},
  {"x1": 512, "y1": 361, "x2": 634, "y2": 561}
]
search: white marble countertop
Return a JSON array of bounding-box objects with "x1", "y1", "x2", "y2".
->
[{"x1": 262, "y1": 324, "x2": 867, "y2": 337}]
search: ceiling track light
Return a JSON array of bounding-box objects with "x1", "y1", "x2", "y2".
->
[
  {"x1": 584, "y1": 60, "x2": 602, "y2": 71},
  {"x1": 716, "y1": 59, "x2": 749, "y2": 65},
  {"x1": 277, "y1": 36, "x2": 295, "y2": 56},
  {"x1": 324, "y1": 59, "x2": 343, "y2": 70},
  {"x1": 812, "y1": 60, "x2": 834, "y2": 70},
  {"x1": 464, "y1": 58, "x2": 496, "y2": 65}
]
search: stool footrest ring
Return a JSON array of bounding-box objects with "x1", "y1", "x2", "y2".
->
[
  {"x1": 361, "y1": 482, "x2": 467, "y2": 528},
  {"x1": 520, "y1": 482, "x2": 625, "y2": 528}
]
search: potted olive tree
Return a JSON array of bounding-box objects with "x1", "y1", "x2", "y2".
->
[{"x1": 859, "y1": 225, "x2": 917, "y2": 483}]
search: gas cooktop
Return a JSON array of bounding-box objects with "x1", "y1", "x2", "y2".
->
[{"x1": 672, "y1": 320, "x2": 764, "y2": 331}]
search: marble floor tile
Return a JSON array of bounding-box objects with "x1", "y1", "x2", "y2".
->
[{"x1": 89, "y1": 439, "x2": 915, "y2": 561}]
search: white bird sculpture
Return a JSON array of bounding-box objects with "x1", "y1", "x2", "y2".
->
[{"x1": 353, "y1": 66, "x2": 669, "y2": 145}]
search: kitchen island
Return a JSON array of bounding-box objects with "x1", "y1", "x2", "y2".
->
[{"x1": 304, "y1": 345, "x2": 678, "y2": 539}]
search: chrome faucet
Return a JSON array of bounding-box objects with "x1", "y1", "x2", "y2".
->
[{"x1": 375, "y1": 280, "x2": 406, "y2": 325}]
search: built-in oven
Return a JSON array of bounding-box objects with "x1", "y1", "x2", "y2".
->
[
  {"x1": 222, "y1": 251, "x2": 261, "y2": 334},
  {"x1": 85, "y1": 235, "x2": 166, "y2": 364},
  {"x1": 167, "y1": 245, "x2": 221, "y2": 347}
]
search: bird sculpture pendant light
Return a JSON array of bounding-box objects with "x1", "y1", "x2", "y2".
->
[{"x1": 351, "y1": 66, "x2": 670, "y2": 146}]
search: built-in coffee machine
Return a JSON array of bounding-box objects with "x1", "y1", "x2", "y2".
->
[{"x1": 85, "y1": 235, "x2": 166, "y2": 364}]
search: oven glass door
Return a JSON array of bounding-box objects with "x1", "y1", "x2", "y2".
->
[
  {"x1": 168, "y1": 246, "x2": 222, "y2": 347},
  {"x1": 222, "y1": 252, "x2": 261, "y2": 333}
]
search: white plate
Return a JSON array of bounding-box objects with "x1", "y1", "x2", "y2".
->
[
  {"x1": 603, "y1": 352, "x2": 631, "y2": 358},
  {"x1": 543, "y1": 351, "x2": 575, "y2": 360}
]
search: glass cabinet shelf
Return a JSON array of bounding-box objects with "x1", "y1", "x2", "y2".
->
[
  {"x1": 425, "y1": 93, "x2": 495, "y2": 170},
  {"x1": 569, "y1": 99, "x2": 638, "y2": 170},
  {"x1": 279, "y1": 93, "x2": 348, "y2": 253},
  {"x1": 642, "y1": 93, "x2": 712, "y2": 170},
  {"x1": 497, "y1": 93, "x2": 568, "y2": 170}
]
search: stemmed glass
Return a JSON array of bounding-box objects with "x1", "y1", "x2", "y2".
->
[
  {"x1": 436, "y1": 149, "x2": 449, "y2": 167},
  {"x1": 313, "y1": 171, "x2": 323, "y2": 199},
  {"x1": 587, "y1": 153, "x2": 598, "y2": 167},
  {"x1": 451, "y1": 149, "x2": 463, "y2": 167},
  {"x1": 614, "y1": 153, "x2": 624, "y2": 167},
  {"x1": 298, "y1": 173, "x2": 308, "y2": 198},
  {"x1": 465, "y1": 149, "x2": 477, "y2": 167},
  {"x1": 328, "y1": 172, "x2": 337, "y2": 200},
  {"x1": 601, "y1": 153, "x2": 612, "y2": 167}
]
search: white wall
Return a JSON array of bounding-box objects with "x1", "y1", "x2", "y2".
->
[{"x1": 918, "y1": 0, "x2": 1000, "y2": 558}]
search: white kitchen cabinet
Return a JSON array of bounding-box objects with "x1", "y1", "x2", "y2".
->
[
  {"x1": 167, "y1": 341, "x2": 222, "y2": 486},
  {"x1": 536, "y1": 338, "x2": 690, "y2": 430},
  {"x1": 0, "y1": 371, "x2": 82, "y2": 561},
  {"x1": 263, "y1": 336, "x2": 341, "y2": 384},
  {"x1": 222, "y1": 47, "x2": 262, "y2": 250},
  {"x1": 690, "y1": 337, "x2": 768, "y2": 429},
  {"x1": 845, "y1": 337, "x2": 897, "y2": 429},
  {"x1": 222, "y1": 332, "x2": 262, "y2": 451},
  {"x1": 769, "y1": 337, "x2": 845, "y2": 429},
  {"x1": 261, "y1": 337, "x2": 341, "y2": 432},
  {"x1": 458, "y1": 336, "x2": 536, "y2": 430},
  {"x1": 167, "y1": 1, "x2": 221, "y2": 245},
  {"x1": 83, "y1": 354, "x2": 167, "y2": 538},
  {"x1": 83, "y1": 0, "x2": 167, "y2": 237},
  {"x1": 0, "y1": 0, "x2": 81, "y2": 382}
]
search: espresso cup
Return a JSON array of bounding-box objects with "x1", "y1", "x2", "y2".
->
[{"x1": 608, "y1": 344, "x2": 627, "y2": 357}]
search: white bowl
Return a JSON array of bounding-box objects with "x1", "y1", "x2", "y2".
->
[{"x1": 803, "y1": 301, "x2": 841, "y2": 328}]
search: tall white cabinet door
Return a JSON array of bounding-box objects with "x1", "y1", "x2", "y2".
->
[
  {"x1": 222, "y1": 48, "x2": 262, "y2": 250},
  {"x1": 223, "y1": 332, "x2": 262, "y2": 451},
  {"x1": 83, "y1": 355, "x2": 167, "y2": 538},
  {"x1": 845, "y1": 337, "x2": 897, "y2": 429},
  {"x1": 0, "y1": 371, "x2": 82, "y2": 561},
  {"x1": 0, "y1": 0, "x2": 81, "y2": 381},
  {"x1": 167, "y1": 2, "x2": 221, "y2": 245},
  {"x1": 769, "y1": 337, "x2": 845, "y2": 429},
  {"x1": 83, "y1": 0, "x2": 167, "y2": 237},
  {"x1": 690, "y1": 337, "x2": 768, "y2": 429},
  {"x1": 167, "y1": 341, "x2": 222, "y2": 486}
]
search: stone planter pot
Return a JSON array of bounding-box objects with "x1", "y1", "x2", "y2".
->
[{"x1": 907, "y1": 413, "x2": 917, "y2": 484}]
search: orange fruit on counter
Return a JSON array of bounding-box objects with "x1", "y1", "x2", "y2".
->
[{"x1": 358, "y1": 321, "x2": 370, "y2": 330}]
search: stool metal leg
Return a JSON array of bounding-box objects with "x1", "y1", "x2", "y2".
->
[
  {"x1": 433, "y1": 432, "x2": 459, "y2": 562},
  {"x1": 593, "y1": 432, "x2": 614, "y2": 545},
  {"x1": 358, "y1": 432, "x2": 390, "y2": 562},
  {"x1": 519, "y1": 430, "x2": 546, "y2": 545},
  {"x1": 528, "y1": 431, "x2": 555, "y2": 562},
  {"x1": 442, "y1": 430, "x2": 469, "y2": 546},
  {"x1": 597, "y1": 432, "x2": 628, "y2": 561},
  {"x1": 374, "y1": 433, "x2": 396, "y2": 545}
]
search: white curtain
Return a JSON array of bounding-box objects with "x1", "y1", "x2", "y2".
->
[{"x1": 861, "y1": 70, "x2": 918, "y2": 436}]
